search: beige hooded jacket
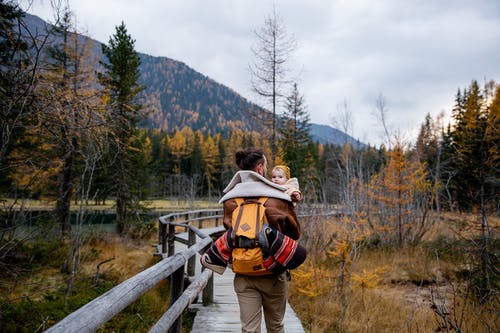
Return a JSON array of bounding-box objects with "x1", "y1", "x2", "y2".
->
[{"x1": 219, "y1": 170, "x2": 301, "y2": 240}]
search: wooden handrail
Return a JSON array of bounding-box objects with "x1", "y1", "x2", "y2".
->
[
  {"x1": 148, "y1": 269, "x2": 213, "y2": 333},
  {"x1": 44, "y1": 244, "x2": 207, "y2": 332},
  {"x1": 44, "y1": 209, "x2": 225, "y2": 333},
  {"x1": 44, "y1": 206, "x2": 334, "y2": 333},
  {"x1": 158, "y1": 208, "x2": 223, "y2": 225}
]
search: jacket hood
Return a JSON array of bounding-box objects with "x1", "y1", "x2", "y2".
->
[{"x1": 219, "y1": 170, "x2": 291, "y2": 203}]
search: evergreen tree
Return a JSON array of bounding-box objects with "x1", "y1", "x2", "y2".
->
[
  {"x1": 278, "y1": 82, "x2": 312, "y2": 179},
  {"x1": 450, "y1": 80, "x2": 487, "y2": 210},
  {"x1": 0, "y1": 0, "x2": 33, "y2": 187},
  {"x1": 486, "y1": 86, "x2": 500, "y2": 196},
  {"x1": 217, "y1": 132, "x2": 229, "y2": 192},
  {"x1": 416, "y1": 113, "x2": 442, "y2": 211},
  {"x1": 45, "y1": 11, "x2": 78, "y2": 235},
  {"x1": 98, "y1": 22, "x2": 144, "y2": 233},
  {"x1": 416, "y1": 113, "x2": 438, "y2": 168},
  {"x1": 448, "y1": 80, "x2": 498, "y2": 299},
  {"x1": 220, "y1": 130, "x2": 242, "y2": 186}
]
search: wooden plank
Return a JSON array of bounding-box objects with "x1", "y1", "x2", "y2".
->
[
  {"x1": 190, "y1": 270, "x2": 305, "y2": 333},
  {"x1": 155, "y1": 227, "x2": 304, "y2": 333}
]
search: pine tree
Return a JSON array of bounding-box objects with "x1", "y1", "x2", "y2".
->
[
  {"x1": 416, "y1": 114, "x2": 438, "y2": 168},
  {"x1": 450, "y1": 80, "x2": 487, "y2": 210},
  {"x1": 450, "y1": 80, "x2": 498, "y2": 299},
  {"x1": 98, "y1": 22, "x2": 144, "y2": 233},
  {"x1": 278, "y1": 82, "x2": 312, "y2": 179},
  {"x1": 155, "y1": 132, "x2": 174, "y2": 197},
  {"x1": 416, "y1": 113, "x2": 443, "y2": 213},
  {"x1": 486, "y1": 86, "x2": 500, "y2": 186},
  {"x1": 0, "y1": 0, "x2": 34, "y2": 187}
]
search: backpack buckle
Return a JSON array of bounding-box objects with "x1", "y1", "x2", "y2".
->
[{"x1": 235, "y1": 236, "x2": 259, "y2": 248}]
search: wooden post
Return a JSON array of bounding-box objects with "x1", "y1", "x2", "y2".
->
[
  {"x1": 198, "y1": 211, "x2": 203, "y2": 229},
  {"x1": 168, "y1": 219, "x2": 175, "y2": 257},
  {"x1": 169, "y1": 265, "x2": 185, "y2": 333},
  {"x1": 202, "y1": 268, "x2": 214, "y2": 305},
  {"x1": 160, "y1": 221, "x2": 167, "y2": 255},
  {"x1": 187, "y1": 228, "x2": 196, "y2": 277}
]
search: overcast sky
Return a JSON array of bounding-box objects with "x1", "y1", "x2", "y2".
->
[{"x1": 26, "y1": 0, "x2": 500, "y2": 146}]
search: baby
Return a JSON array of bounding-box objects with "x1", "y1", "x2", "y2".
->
[
  {"x1": 200, "y1": 164, "x2": 304, "y2": 275},
  {"x1": 271, "y1": 165, "x2": 302, "y2": 203}
]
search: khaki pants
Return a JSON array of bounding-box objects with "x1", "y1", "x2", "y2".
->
[{"x1": 234, "y1": 273, "x2": 288, "y2": 333}]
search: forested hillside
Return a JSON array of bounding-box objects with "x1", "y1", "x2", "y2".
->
[
  {"x1": 24, "y1": 13, "x2": 358, "y2": 145},
  {"x1": 138, "y1": 54, "x2": 263, "y2": 133},
  {"x1": 24, "y1": 14, "x2": 263, "y2": 133}
]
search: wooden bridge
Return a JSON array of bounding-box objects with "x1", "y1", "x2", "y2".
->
[
  {"x1": 43, "y1": 208, "x2": 316, "y2": 332},
  {"x1": 190, "y1": 268, "x2": 305, "y2": 332}
]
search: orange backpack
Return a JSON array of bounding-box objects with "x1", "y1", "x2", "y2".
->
[{"x1": 230, "y1": 197, "x2": 272, "y2": 276}]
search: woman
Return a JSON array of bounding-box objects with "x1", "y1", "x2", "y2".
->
[{"x1": 218, "y1": 147, "x2": 301, "y2": 333}]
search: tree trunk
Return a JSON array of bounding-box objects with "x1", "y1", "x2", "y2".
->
[
  {"x1": 56, "y1": 136, "x2": 75, "y2": 235},
  {"x1": 115, "y1": 144, "x2": 128, "y2": 234}
]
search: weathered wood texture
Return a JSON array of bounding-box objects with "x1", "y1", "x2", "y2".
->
[
  {"x1": 45, "y1": 235, "x2": 213, "y2": 333},
  {"x1": 190, "y1": 270, "x2": 305, "y2": 333},
  {"x1": 149, "y1": 269, "x2": 213, "y2": 333},
  {"x1": 44, "y1": 206, "x2": 307, "y2": 333}
]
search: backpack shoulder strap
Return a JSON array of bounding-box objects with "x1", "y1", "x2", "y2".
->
[
  {"x1": 257, "y1": 197, "x2": 268, "y2": 205},
  {"x1": 255, "y1": 197, "x2": 268, "y2": 237}
]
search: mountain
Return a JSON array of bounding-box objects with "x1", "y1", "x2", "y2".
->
[
  {"x1": 137, "y1": 54, "x2": 263, "y2": 134},
  {"x1": 24, "y1": 13, "x2": 363, "y2": 146},
  {"x1": 310, "y1": 124, "x2": 365, "y2": 148}
]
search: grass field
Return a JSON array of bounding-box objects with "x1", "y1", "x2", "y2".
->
[{"x1": 288, "y1": 212, "x2": 499, "y2": 332}]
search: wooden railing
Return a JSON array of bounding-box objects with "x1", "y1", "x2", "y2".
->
[
  {"x1": 44, "y1": 208, "x2": 224, "y2": 333},
  {"x1": 43, "y1": 205, "x2": 338, "y2": 333}
]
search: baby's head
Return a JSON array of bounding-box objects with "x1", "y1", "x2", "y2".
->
[{"x1": 272, "y1": 165, "x2": 290, "y2": 185}]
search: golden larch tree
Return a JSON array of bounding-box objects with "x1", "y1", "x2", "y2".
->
[{"x1": 368, "y1": 140, "x2": 432, "y2": 245}]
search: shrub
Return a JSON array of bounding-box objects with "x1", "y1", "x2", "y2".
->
[{"x1": 0, "y1": 277, "x2": 115, "y2": 332}]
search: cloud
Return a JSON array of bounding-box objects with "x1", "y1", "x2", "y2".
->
[{"x1": 26, "y1": 0, "x2": 500, "y2": 145}]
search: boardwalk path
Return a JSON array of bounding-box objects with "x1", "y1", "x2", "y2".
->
[
  {"x1": 172, "y1": 227, "x2": 304, "y2": 332},
  {"x1": 190, "y1": 270, "x2": 305, "y2": 332}
]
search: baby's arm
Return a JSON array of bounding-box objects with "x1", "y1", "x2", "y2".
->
[
  {"x1": 285, "y1": 178, "x2": 302, "y2": 202},
  {"x1": 290, "y1": 190, "x2": 302, "y2": 202}
]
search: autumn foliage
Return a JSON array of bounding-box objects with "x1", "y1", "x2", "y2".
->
[
  {"x1": 0, "y1": 3, "x2": 498, "y2": 332},
  {"x1": 368, "y1": 141, "x2": 433, "y2": 246}
]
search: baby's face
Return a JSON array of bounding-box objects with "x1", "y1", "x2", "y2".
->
[{"x1": 271, "y1": 168, "x2": 287, "y2": 185}]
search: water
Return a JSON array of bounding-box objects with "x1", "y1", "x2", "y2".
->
[{"x1": 1, "y1": 210, "x2": 172, "y2": 225}]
